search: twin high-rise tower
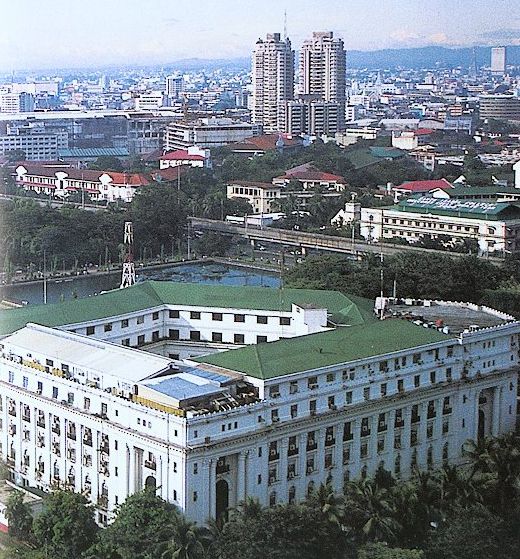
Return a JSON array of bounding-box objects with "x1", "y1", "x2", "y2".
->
[{"x1": 252, "y1": 31, "x2": 346, "y2": 136}]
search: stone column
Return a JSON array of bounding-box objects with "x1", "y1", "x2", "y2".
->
[
  {"x1": 351, "y1": 418, "x2": 361, "y2": 477},
  {"x1": 419, "y1": 402, "x2": 428, "y2": 468},
  {"x1": 208, "y1": 458, "x2": 216, "y2": 519},
  {"x1": 492, "y1": 386, "x2": 501, "y2": 436},
  {"x1": 369, "y1": 414, "x2": 378, "y2": 471},
  {"x1": 402, "y1": 408, "x2": 412, "y2": 476},
  {"x1": 473, "y1": 390, "x2": 481, "y2": 440},
  {"x1": 237, "y1": 452, "x2": 246, "y2": 503},
  {"x1": 386, "y1": 410, "x2": 396, "y2": 472}
]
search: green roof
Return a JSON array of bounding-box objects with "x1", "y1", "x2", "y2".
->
[
  {"x1": 0, "y1": 281, "x2": 364, "y2": 336},
  {"x1": 57, "y1": 147, "x2": 130, "y2": 157},
  {"x1": 195, "y1": 319, "x2": 451, "y2": 379},
  {"x1": 396, "y1": 196, "x2": 520, "y2": 220},
  {"x1": 449, "y1": 185, "x2": 520, "y2": 199},
  {"x1": 345, "y1": 147, "x2": 405, "y2": 170}
]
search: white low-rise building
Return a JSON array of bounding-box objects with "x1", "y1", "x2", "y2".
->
[
  {"x1": 0, "y1": 282, "x2": 518, "y2": 526},
  {"x1": 14, "y1": 163, "x2": 149, "y2": 203},
  {"x1": 332, "y1": 198, "x2": 520, "y2": 255}
]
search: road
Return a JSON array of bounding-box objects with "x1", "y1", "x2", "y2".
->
[
  {"x1": 0, "y1": 193, "x2": 107, "y2": 212},
  {"x1": 189, "y1": 217, "x2": 504, "y2": 263}
]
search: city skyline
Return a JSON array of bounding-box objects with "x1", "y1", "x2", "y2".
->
[{"x1": 1, "y1": 0, "x2": 519, "y2": 71}]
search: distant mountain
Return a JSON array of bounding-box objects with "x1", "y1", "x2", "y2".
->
[{"x1": 345, "y1": 45, "x2": 520, "y2": 70}]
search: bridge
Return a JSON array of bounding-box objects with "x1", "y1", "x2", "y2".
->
[{"x1": 189, "y1": 217, "x2": 503, "y2": 262}]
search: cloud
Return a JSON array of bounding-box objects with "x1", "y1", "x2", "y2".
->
[
  {"x1": 478, "y1": 27, "x2": 520, "y2": 43},
  {"x1": 428, "y1": 32, "x2": 451, "y2": 45},
  {"x1": 390, "y1": 29, "x2": 420, "y2": 43}
]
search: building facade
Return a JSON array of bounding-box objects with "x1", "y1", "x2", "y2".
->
[
  {"x1": 299, "y1": 31, "x2": 346, "y2": 130},
  {"x1": 0, "y1": 282, "x2": 518, "y2": 526},
  {"x1": 479, "y1": 94, "x2": 520, "y2": 122},
  {"x1": 332, "y1": 198, "x2": 520, "y2": 255},
  {"x1": 252, "y1": 33, "x2": 294, "y2": 133},
  {"x1": 164, "y1": 118, "x2": 261, "y2": 151},
  {"x1": 491, "y1": 46, "x2": 507, "y2": 75}
]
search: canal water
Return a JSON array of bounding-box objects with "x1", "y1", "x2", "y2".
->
[{"x1": 1, "y1": 262, "x2": 281, "y2": 306}]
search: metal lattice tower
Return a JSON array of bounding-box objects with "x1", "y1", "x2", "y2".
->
[{"x1": 120, "y1": 221, "x2": 136, "y2": 289}]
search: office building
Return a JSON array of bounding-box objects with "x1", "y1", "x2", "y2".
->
[
  {"x1": 479, "y1": 94, "x2": 520, "y2": 121},
  {"x1": 0, "y1": 126, "x2": 68, "y2": 161},
  {"x1": 166, "y1": 75, "x2": 184, "y2": 101},
  {"x1": 252, "y1": 33, "x2": 294, "y2": 133},
  {"x1": 299, "y1": 32, "x2": 346, "y2": 129},
  {"x1": 332, "y1": 198, "x2": 520, "y2": 255},
  {"x1": 491, "y1": 46, "x2": 507, "y2": 75},
  {"x1": 279, "y1": 97, "x2": 340, "y2": 136},
  {"x1": 0, "y1": 92, "x2": 35, "y2": 113},
  {"x1": 0, "y1": 282, "x2": 518, "y2": 525},
  {"x1": 164, "y1": 118, "x2": 261, "y2": 150}
]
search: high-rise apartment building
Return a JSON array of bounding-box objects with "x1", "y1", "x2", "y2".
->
[
  {"x1": 491, "y1": 46, "x2": 507, "y2": 75},
  {"x1": 252, "y1": 33, "x2": 294, "y2": 133},
  {"x1": 299, "y1": 32, "x2": 346, "y2": 130}
]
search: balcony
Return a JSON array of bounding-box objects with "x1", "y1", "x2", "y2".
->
[
  {"x1": 144, "y1": 459, "x2": 157, "y2": 471},
  {"x1": 268, "y1": 450, "x2": 279, "y2": 462}
]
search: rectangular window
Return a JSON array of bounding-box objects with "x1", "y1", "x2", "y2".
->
[
  {"x1": 212, "y1": 332, "x2": 223, "y2": 343},
  {"x1": 190, "y1": 331, "x2": 201, "y2": 342},
  {"x1": 137, "y1": 316, "x2": 144, "y2": 324},
  {"x1": 86, "y1": 326, "x2": 95, "y2": 336},
  {"x1": 152, "y1": 331, "x2": 159, "y2": 342},
  {"x1": 430, "y1": 371, "x2": 436, "y2": 384},
  {"x1": 234, "y1": 334, "x2": 245, "y2": 344},
  {"x1": 280, "y1": 317, "x2": 291, "y2": 326},
  {"x1": 345, "y1": 391, "x2": 353, "y2": 404},
  {"x1": 212, "y1": 312, "x2": 223, "y2": 321},
  {"x1": 52, "y1": 386, "x2": 58, "y2": 399},
  {"x1": 104, "y1": 323, "x2": 112, "y2": 332},
  {"x1": 309, "y1": 400, "x2": 317, "y2": 413},
  {"x1": 290, "y1": 404, "x2": 298, "y2": 418},
  {"x1": 308, "y1": 376, "x2": 318, "y2": 390},
  {"x1": 122, "y1": 338, "x2": 130, "y2": 346},
  {"x1": 234, "y1": 314, "x2": 245, "y2": 323},
  {"x1": 414, "y1": 375, "x2": 420, "y2": 388},
  {"x1": 363, "y1": 387, "x2": 370, "y2": 401},
  {"x1": 152, "y1": 311, "x2": 159, "y2": 321},
  {"x1": 169, "y1": 329, "x2": 179, "y2": 340},
  {"x1": 257, "y1": 335, "x2": 268, "y2": 344},
  {"x1": 257, "y1": 315, "x2": 268, "y2": 324},
  {"x1": 137, "y1": 335, "x2": 145, "y2": 345},
  {"x1": 380, "y1": 383, "x2": 387, "y2": 397},
  {"x1": 326, "y1": 373, "x2": 335, "y2": 383},
  {"x1": 84, "y1": 397, "x2": 90, "y2": 410},
  {"x1": 289, "y1": 381, "x2": 298, "y2": 394},
  {"x1": 121, "y1": 319, "x2": 129, "y2": 328},
  {"x1": 328, "y1": 396, "x2": 335, "y2": 409},
  {"x1": 23, "y1": 376, "x2": 28, "y2": 389},
  {"x1": 169, "y1": 310, "x2": 179, "y2": 319},
  {"x1": 397, "y1": 379, "x2": 404, "y2": 392},
  {"x1": 190, "y1": 311, "x2": 201, "y2": 320}
]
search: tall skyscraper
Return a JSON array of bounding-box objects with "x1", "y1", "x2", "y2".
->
[
  {"x1": 491, "y1": 46, "x2": 507, "y2": 75},
  {"x1": 299, "y1": 31, "x2": 346, "y2": 130},
  {"x1": 252, "y1": 33, "x2": 294, "y2": 133}
]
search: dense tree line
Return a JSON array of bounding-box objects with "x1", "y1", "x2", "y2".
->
[
  {"x1": 4, "y1": 432, "x2": 520, "y2": 559},
  {"x1": 284, "y1": 252, "x2": 520, "y2": 317}
]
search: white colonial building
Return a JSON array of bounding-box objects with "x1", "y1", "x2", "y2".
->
[
  {"x1": 0, "y1": 282, "x2": 518, "y2": 526},
  {"x1": 14, "y1": 163, "x2": 149, "y2": 203},
  {"x1": 332, "y1": 198, "x2": 520, "y2": 255}
]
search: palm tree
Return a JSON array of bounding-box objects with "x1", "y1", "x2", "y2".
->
[
  {"x1": 235, "y1": 496, "x2": 264, "y2": 521},
  {"x1": 161, "y1": 517, "x2": 205, "y2": 559},
  {"x1": 344, "y1": 478, "x2": 400, "y2": 544},
  {"x1": 306, "y1": 482, "x2": 345, "y2": 526},
  {"x1": 463, "y1": 437, "x2": 497, "y2": 479}
]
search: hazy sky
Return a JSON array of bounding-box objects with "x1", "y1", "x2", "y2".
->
[{"x1": 1, "y1": 0, "x2": 519, "y2": 71}]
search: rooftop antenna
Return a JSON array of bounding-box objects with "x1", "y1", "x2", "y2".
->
[
  {"x1": 283, "y1": 9, "x2": 288, "y2": 40},
  {"x1": 120, "y1": 221, "x2": 136, "y2": 289}
]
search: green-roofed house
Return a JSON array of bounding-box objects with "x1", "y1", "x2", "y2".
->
[
  {"x1": 0, "y1": 280, "x2": 519, "y2": 525},
  {"x1": 331, "y1": 196, "x2": 520, "y2": 255}
]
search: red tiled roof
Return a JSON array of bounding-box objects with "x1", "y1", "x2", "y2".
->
[
  {"x1": 395, "y1": 178, "x2": 453, "y2": 192},
  {"x1": 150, "y1": 165, "x2": 186, "y2": 182},
  {"x1": 16, "y1": 163, "x2": 149, "y2": 186},
  {"x1": 414, "y1": 128, "x2": 434, "y2": 136},
  {"x1": 161, "y1": 150, "x2": 205, "y2": 161},
  {"x1": 231, "y1": 134, "x2": 303, "y2": 152}
]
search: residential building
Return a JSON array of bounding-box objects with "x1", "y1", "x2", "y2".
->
[
  {"x1": 279, "y1": 97, "x2": 340, "y2": 136},
  {"x1": 332, "y1": 198, "x2": 520, "y2": 254},
  {"x1": 0, "y1": 127, "x2": 68, "y2": 161},
  {"x1": 134, "y1": 92, "x2": 165, "y2": 110},
  {"x1": 14, "y1": 163, "x2": 149, "y2": 203},
  {"x1": 229, "y1": 133, "x2": 304, "y2": 157},
  {"x1": 164, "y1": 118, "x2": 261, "y2": 151},
  {"x1": 299, "y1": 31, "x2": 346, "y2": 129},
  {"x1": 391, "y1": 179, "x2": 453, "y2": 201},
  {"x1": 252, "y1": 33, "x2": 294, "y2": 133},
  {"x1": 273, "y1": 163, "x2": 346, "y2": 191},
  {"x1": 0, "y1": 282, "x2": 517, "y2": 525}
]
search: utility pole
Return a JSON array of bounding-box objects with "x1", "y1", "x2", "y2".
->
[
  {"x1": 43, "y1": 249, "x2": 47, "y2": 304},
  {"x1": 187, "y1": 220, "x2": 191, "y2": 260},
  {"x1": 120, "y1": 222, "x2": 136, "y2": 289}
]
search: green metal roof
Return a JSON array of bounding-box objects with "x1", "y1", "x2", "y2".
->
[
  {"x1": 449, "y1": 185, "x2": 520, "y2": 198},
  {"x1": 0, "y1": 281, "x2": 364, "y2": 336},
  {"x1": 58, "y1": 147, "x2": 130, "y2": 158},
  {"x1": 396, "y1": 196, "x2": 520, "y2": 220},
  {"x1": 195, "y1": 319, "x2": 451, "y2": 379}
]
